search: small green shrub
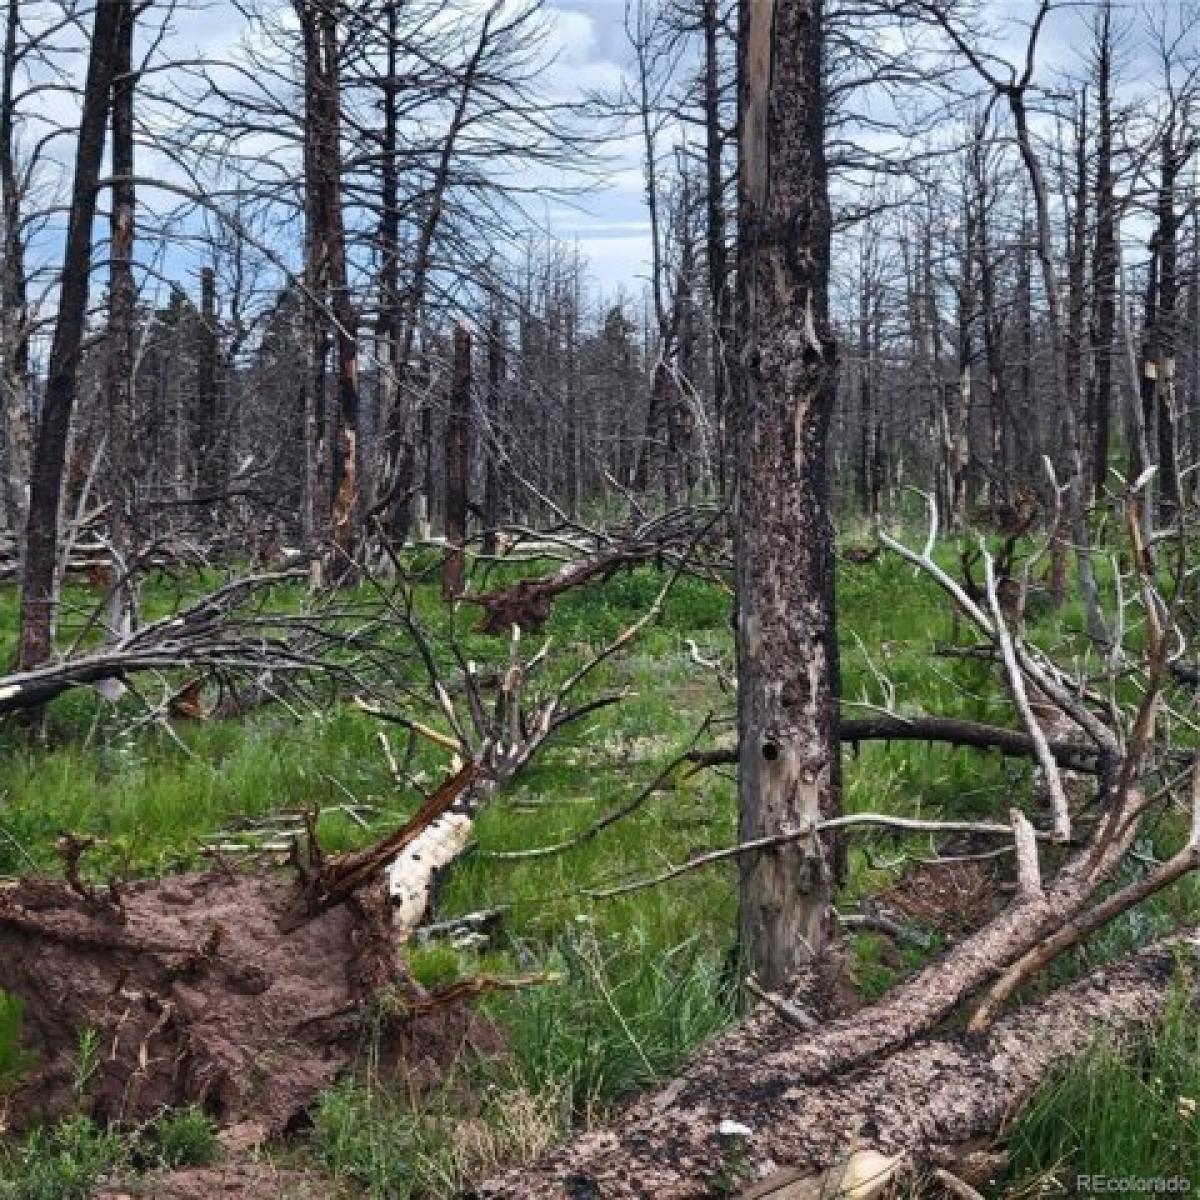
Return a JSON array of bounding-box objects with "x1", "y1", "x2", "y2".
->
[
  {"x1": 151, "y1": 1105, "x2": 218, "y2": 1168},
  {"x1": 315, "y1": 1079, "x2": 423, "y2": 1198},
  {"x1": 0, "y1": 1116, "x2": 123, "y2": 1200}
]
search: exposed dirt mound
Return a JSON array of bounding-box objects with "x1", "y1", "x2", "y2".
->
[{"x1": 0, "y1": 870, "x2": 495, "y2": 1133}]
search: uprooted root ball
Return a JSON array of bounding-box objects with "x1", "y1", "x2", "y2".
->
[{"x1": 0, "y1": 870, "x2": 499, "y2": 1133}]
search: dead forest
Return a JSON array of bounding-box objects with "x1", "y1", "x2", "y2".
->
[{"x1": 0, "y1": 0, "x2": 1198, "y2": 1196}]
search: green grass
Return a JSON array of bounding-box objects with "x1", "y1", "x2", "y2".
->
[
  {"x1": 0, "y1": 534, "x2": 1196, "y2": 1193},
  {"x1": 150, "y1": 1106, "x2": 218, "y2": 1169},
  {"x1": 0, "y1": 994, "x2": 34, "y2": 1093},
  {"x1": 1006, "y1": 978, "x2": 1200, "y2": 1190}
]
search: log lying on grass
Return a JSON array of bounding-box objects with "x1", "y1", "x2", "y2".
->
[
  {"x1": 0, "y1": 570, "x2": 367, "y2": 719},
  {"x1": 686, "y1": 714, "x2": 1107, "y2": 776},
  {"x1": 472, "y1": 543, "x2": 674, "y2": 634},
  {"x1": 474, "y1": 930, "x2": 1197, "y2": 1198}
]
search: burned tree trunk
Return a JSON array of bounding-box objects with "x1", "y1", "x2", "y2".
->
[
  {"x1": 442, "y1": 323, "x2": 471, "y2": 600},
  {"x1": 735, "y1": 0, "x2": 840, "y2": 987},
  {"x1": 0, "y1": 0, "x2": 30, "y2": 553},
  {"x1": 374, "y1": 8, "x2": 496, "y2": 548},
  {"x1": 317, "y1": 5, "x2": 360, "y2": 567},
  {"x1": 195, "y1": 266, "x2": 221, "y2": 504},
  {"x1": 1151, "y1": 127, "x2": 1182, "y2": 523},
  {"x1": 103, "y1": 0, "x2": 138, "y2": 635},
  {"x1": 1090, "y1": 3, "x2": 1116, "y2": 502},
  {"x1": 701, "y1": 0, "x2": 731, "y2": 495},
  {"x1": 482, "y1": 306, "x2": 506, "y2": 554},
  {"x1": 18, "y1": 0, "x2": 122, "y2": 668},
  {"x1": 296, "y1": 0, "x2": 359, "y2": 574}
]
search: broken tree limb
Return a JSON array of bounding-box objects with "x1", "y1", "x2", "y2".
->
[
  {"x1": 498, "y1": 711, "x2": 1106, "y2": 869},
  {"x1": 0, "y1": 570, "x2": 364, "y2": 718},
  {"x1": 580, "y1": 812, "x2": 1040, "y2": 901},
  {"x1": 984, "y1": 550, "x2": 1073, "y2": 841},
  {"x1": 472, "y1": 930, "x2": 1199, "y2": 1198},
  {"x1": 968, "y1": 836, "x2": 1200, "y2": 1031},
  {"x1": 295, "y1": 540, "x2": 707, "y2": 936},
  {"x1": 282, "y1": 761, "x2": 479, "y2": 927},
  {"x1": 469, "y1": 505, "x2": 728, "y2": 634}
]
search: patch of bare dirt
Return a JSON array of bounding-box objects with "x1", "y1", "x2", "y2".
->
[
  {"x1": 0, "y1": 869, "x2": 498, "y2": 1134},
  {"x1": 95, "y1": 1160, "x2": 336, "y2": 1199}
]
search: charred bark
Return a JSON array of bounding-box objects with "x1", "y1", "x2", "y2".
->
[
  {"x1": 18, "y1": 0, "x2": 123, "y2": 668},
  {"x1": 105, "y1": 1, "x2": 138, "y2": 635},
  {"x1": 0, "y1": 0, "x2": 29, "y2": 550},
  {"x1": 442, "y1": 324, "x2": 471, "y2": 600},
  {"x1": 474, "y1": 933, "x2": 1195, "y2": 1198},
  {"x1": 735, "y1": 0, "x2": 841, "y2": 986},
  {"x1": 1090, "y1": 4, "x2": 1116, "y2": 501}
]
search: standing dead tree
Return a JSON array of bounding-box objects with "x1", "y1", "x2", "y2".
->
[
  {"x1": 908, "y1": 0, "x2": 1109, "y2": 641},
  {"x1": 735, "y1": 0, "x2": 841, "y2": 987},
  {"x1": 442, "y1": 323, "x2": 472, "y2": 599},
  {"x1": 18, "y1": 0, "x2": 125, "y2": 668}
]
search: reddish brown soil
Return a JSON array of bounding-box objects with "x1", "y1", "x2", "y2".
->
[{"x1": 0, "y1": 870, "x2": 493, "y2": 1134}]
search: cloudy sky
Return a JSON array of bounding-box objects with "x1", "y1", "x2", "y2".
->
[
  {"x1": 12, "y1": 0, "x2": 1197, "y2": 336},
  {"x1": 517, "y1": 0, "x2": 656, "y2": 295}
]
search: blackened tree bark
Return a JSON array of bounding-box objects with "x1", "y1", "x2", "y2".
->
[
  {"x1": 0, "y1": 0, "x2": 30, "y2": 549},
  {"x1": 856, "y1": 235, "x2": 881, "y2": 517},
  {"x1": 1066, "y1": 90, "x2": 1088, "y2": 491},
  {"x1": 196, "y1": 266, "x2": 220, "y2": 500},
  {"x1": 564, "y1": 282, "x2": 581, "y2": 516},
  {"x1": 1151, "y1": 125, "x2": 1182, "y2": 522},
  {"x1": 481, "y1": 306, "x2": 505, "y2": 555},
  {"x1": 296, "y1": 0, "x2": 359, "y2": 573},
  {"x1": 105, "y1": 0, "x2": 138, "y2": 633},
  {"x1": 316, "y1": 4, "x2": 360, "y2": 566},
  {"x1": 970, "y1": 115, "x2": 1008, "y2": 503},
  {"x1": 1090, "y1": 2, "x2": 1116, "y2": 501},
  {"x1": 373, "y1": 0, "x2": 401, "y2": 532},
  {"x1": 18, "y1": 0, "x2": 123, "y2": 668},
  {"x1": 701, "y1": 0, "x2": 731, "y2": 495},
  {"x1": 442, "y1": 323, "x2": 471, "y2": 600},
  {"x1": 735, "y1": 0, "x2": 841, "y2": 988}
]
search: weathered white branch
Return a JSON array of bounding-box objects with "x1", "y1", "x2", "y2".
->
[{"x1": 985, "y1": 550, "x2": 1071, "y2": 841}]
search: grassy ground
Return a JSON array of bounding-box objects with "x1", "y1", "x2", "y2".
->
[{"x1": 0, "y1": 541, "x2": 1194, "y2": 1196}]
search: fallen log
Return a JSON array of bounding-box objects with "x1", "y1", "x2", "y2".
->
[
  {"x1": 0, "y1": 571, "x2": 362, "y2": 719},
  {"x1": 684, "y1": 714, "x2": 1106, "y2": 775},
  {"x1": 473, "y1": 930, "x2": 1197, "y2": 1198}
]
